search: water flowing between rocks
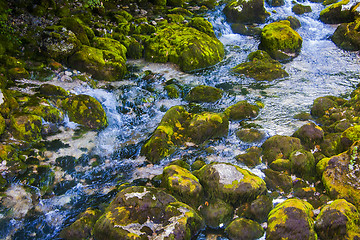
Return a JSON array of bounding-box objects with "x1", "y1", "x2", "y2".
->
[{"x1": 1, "y1": 0, "x2": 359, "y2": 239}]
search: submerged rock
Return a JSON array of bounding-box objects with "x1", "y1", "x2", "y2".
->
[
  {"x1": 232, "y1": 50, "x2": 288, "y2": 81},
  {"x1": 93, "y1": 186, "x2": 205, "y2": 240},
  {"x1": 266, "y1": 198, "x2": 317, "y2": 240},
  {"x1": 224, "y1": 101, "x2": 259, "y2": 121},
  {"x1": 225, "y1": 218, "x2": 264, "y2": 240},
  {"x1": 315, "y1": 199, "x2": 360, "y2": 240},
  {"x1": 223, "y1": 0, "x2": 269, "y2": 24},
  {"x1": 194, "y1": 162, "x2": 267, "y2": 205},
  {"x1": 145, "y1": 24, "x2": 224, "y2": 72},
  {"x1": 292, "y1": 4, "x2": 312, "y2": 15},
  {"x1": 259, "y1": 21, "x2": 303, "y2": 61},
  {"x1": 62, "y1": 94, "x2": 108, "y2": 130},
  {"x1": 185, "y1": 85, "x2": 223, "y2": 103}
]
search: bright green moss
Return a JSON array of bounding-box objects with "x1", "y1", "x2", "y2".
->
[{"x1": 10, "y1": 114, "x2": 42, "y2": 142}]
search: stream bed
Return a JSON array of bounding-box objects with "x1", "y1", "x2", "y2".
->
[{"x1": 1, "y1": 0, "x2": 360, "y2": 239}]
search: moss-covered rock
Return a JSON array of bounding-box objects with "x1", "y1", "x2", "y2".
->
[
  {"x1": 225, "y1": 218, "x2": 264, "y2": 240},
  {"x1": 259, "y1": 21, "x2": 303, "y2": 61},
  {"x1": 266, "y1": 0, "x2": 284, "y2": 7},
  {"x1": 232, "y1": 50, "x2": 289, "y2": 81},
  {"x1": 68, "y1": 45, "x2": 126, "y2": 81},
  {"x1": 92, "y1": 37, "x2": 127, "y2": 60},
  {"x1": 332, "y1": 19, "x2": 360, "y2": 51},
  {"x1": 261, "y1": 135, "x2": 303, "y2": 164},
  {"x1": 311, "y1": 96, "x2": 337, "y2": 118},
  {"x1": 237, "y1": 194, "x2": 273, "y2": 223},
  {"x1": 41, "y1": 25, "x2": 81, "y2": 61},
  {"x1": 292, "y1": 4, "x2": 312, "y2": 15},
  {"x1": 341, "y1": 125, "x2": 360, "y2": 151},
  {"x1": 269, "y1": 158, "x2": 291, "y2": 172},
  {"x1": 194, "y1": 162, "x2": 267, "y2": 205},
  {"x1": 235, "y1": 146, "x2": 262, "y2": 167},
  {"x1": 0, "y1": 113, "x2": 5, "y2": 136},
  {"x1": 267, "y1": 198, "x2": 317, "y2": 240},
  {"x1": 60, "y1": 208, "x2": 102, "y2": 240},
  {"x1": 315, "y1": 199, "x2": 360, "y2": 240},
  {"x1": 230, "y1": 24, "x2": 262, "y2": 37},
  {"x1": 161, "y1": 165, "x2": 203, "y2": 207},
  {"x1": 120, "y1": 36, "x2": 144, "y2": 59},
  {"x1": 223, "y1": 0, "x2": 269, "y2": 24},
  {"x1": 185, "y1": 85, "x2": 223, "y2": 103},
  {"x1": 200, "y1": 199, "x2": 233, "y2": 228},
  {"x1": 60, "y1": 17, "x2": 94, "y2": 45},
  {"x1": 287, "y1": 16, "x2": 301, "y2": 30},
  {"x1": 319, "y1": 141, "x2": 360, "y2": 209},
  {"x1": 93, "y1": 186, "x2": 205, "y2": 239},
  {"x1": 292, "y1": 122, "x2": 324, "y2": 150},
  {"x1": 236, "y1": 128, "x2": 265, "y2": 143},
  {"x1": 263, "y1": 168, "x2": 293, "y2": 193},
  {"x1": 289, "y1": 149, "x2": 316, "y2": 181},
  {"x1": 62, "y1": 94, "x2": 107, "y2": 130},
  {"x1": 7, "y1": 67, "x2": 30, "y2": 80},
  {"x1": 38, "y1": 84, "x2": 68, "y2": 98},
  {"x1": 10, "y1": 114, "x2": 42, "y2": 142},
  {"x1": 23, "y1": 99, "x2": 63, "y2": 123},
  {"x1": 165, "y1": 84, "x2": 181, "y2": 99},
  {"x1": 145, "y1": 24, "x2": 224, "y2": 72},
  {"x1": 224, "y1": 101, "x2": 259, "y2": 121},
  {"x1": 187, "y1": 17, "x2": 216, "y2": 38},
  {"x1": 320, "y1": 0, "x2": 356, "y2": 24}
]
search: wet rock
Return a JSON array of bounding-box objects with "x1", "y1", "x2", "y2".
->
[
  {"x1": 289, "y1": 150, "x2": 316, "y2": 181},
  {"x1": 259, "y1": 21, "x2": 303, "y2": 61},
  {"x1": 263, "y1": 168, "x2": 293, "y2": 193},
  {"x1": 232, "y1": 50, "x2": 288, "y2": 81},
  {"x1": 340, "y1": 125, "x2": 360, "y2": 151},
  {"x1": 225, "y1": 218, "x2": 264, "y2": 240},
  {"x1": 60, "y1": 17, "x2": 94, "y2": 45},
  {"x1": 320, "y1": 0, "x2": 357, "y2": 24},
  {"x1": 92, "y1": 37, "x2": 127, "y2": 60},
  {"x1": 311, "y1": 96, "x2": 337, "y2": 118},
  {"x1": 194, "y1": 162, "x2": 267, "y2": 205},
  {"x1": 161, "y1": 165, "x2": 203, "y2": 207},
  {"x1": 191, "y1": 159, "x2": 206, "y2": 171},
  {"x1": 318, "y1": 141, "x2": 360, "y2": 209},
  {"x1": 37, "y1": 84, "x2": 68, "y2": 98},
  {"x1": 292, "y1": 122, "x2": 324, "y2": 150},
  {"x1": 167, "y1": 159, "x2": 190, "y2": 170},
  {"x1": 23, "y1": 99, "x2": 63, "y2": 123},
  {"x1": 237, "y1": 194, "x2": 273, "y2": 223},
  {"x1": 187, "y1": 17, "x2": 216, "y2": 38},
  {"x1": 199, "y1": 199, "x2": 234, "y2": 228},
  {"x1": 235, "y1": 146, "x2": 262, "y2": 167},
  {"x1": 93, "y1": 186, "x2": 205, "y2": 239},
  {"x1": 230, "y1": 24, "x2": 262, "y2": 37},
  {"x1": 1, "y1": 185, "x2": 33, "y2": 219},
  {"x1": 120, "y1": 36, "x2": 144, "y2": 59},
  {"x1": 145, "y1": 24, "x2": 224, "y2": 72},
  {"x1": 7, "y1": 67, "x2": 30, "y2": 80},
  {"x1": 292, "y1": 4, "x2": 312, "y2": 15},
  {"x1": 165, "y1": 84, "x2": 181, "y2": 99},
  {"x1": 315, "y1": 199, "x2": 360, "y2": 240},
  {"x1": 223, "y1": 0, "x2": 269, "y2": 24},
  {"x1": 262, "y1": 135, "x2": 303, "y2": 164},
  {"x1": 266, "y1": 0, "x2": 285, "y2": 7},
  {"x1": 185, "y1": 85, "x2": 223, "y2": 103},
  {"x1": 41, "y1": 25, "x2": 81, "y2": 61},
  {"x1": 332, "y1": 19, "x2": 360, "y2": 51},
  {"x1": 287, "y1": 16, "x2": 301, "y2": 30},
  {"x1": 224, "y1": 101, "x2": 259, "y2": 121},
  {"x1": 187, "y1": 112, "x2": 229, "y2": 144},
  {"x1": 10, "y1": 114, "x2": 42, "y2": 142},
  {"x1": 269, "y1": 158, "x2": 291, "y2": 172},
  {"x1": 68, "y1": 45, "x2": 126, "y2": 81},
  {"x1": 60, "y1": 208, "x2": 102, "y2": 240},
  {"x1": 61, "y1": 94, "x2": 108, "y2": 130},
  {"x1": 267, "y1": 198, "x2": 317, "y2": 240},
  {"x1": 320, "y1": 133, "x2": 342, "y2": 157}
]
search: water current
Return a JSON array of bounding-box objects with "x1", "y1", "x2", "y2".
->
[{"x1": 1, "y1": 0, "x2": 360, "y2": 239}]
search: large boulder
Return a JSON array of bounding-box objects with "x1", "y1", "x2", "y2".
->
[
  {"x1": 332, "y1": 19, "x2": 360, "y2": 51},
  {"x1": 232, "y1": 50, "x2": 288, "y2": 81},
  {"x1": 68, "y1": 45, "x2": 126, "y2": 81},
  {"x1": 223, "y1": 0, "x2": 269, "y2": 24},
  {"x1": 318, "y1": 141, "x2": 360, "y2": 209},
  {"x1": 259, "y1": 21, "x2": 303, "y2": 61},
  {"x1": 261, "y1": 135, "x2": 303, "y2": 164},
  {"x1": 320, "y1": 0, "x2": 358, "y2": 24},
  {"x1": 315, "y1": 199, "x2": 360, "y2": 240},
  {"x1": 61, "y1": 94, "x2": 108, "y2": 130},
  {"x1": 194, "y1": 162, "x2": 267, "y2": 205},
  {"x1": 266, "y1": 198, "x2": 317, "y2": 240},
  {"x1": 145, "y1": 24, "x2": 224, "y2": 72},
  {"x1": 161, "y1": 165, "x2": 203, "y2": 207},
  {"x1": 93, "y1": 186, "x2": 205, "y2": 239}
]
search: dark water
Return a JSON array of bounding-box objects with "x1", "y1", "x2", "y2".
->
[{"x1": 1, "y1": 0, "x2": 359, "y2": 239}]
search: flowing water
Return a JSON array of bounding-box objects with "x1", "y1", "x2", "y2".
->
[{"x1": 1, "y1": 0, "x2": 360, "y2": 239}]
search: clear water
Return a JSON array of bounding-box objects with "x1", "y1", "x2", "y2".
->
[{"x1": 1, "y1": 0, "x2": 360, "y2": 239}]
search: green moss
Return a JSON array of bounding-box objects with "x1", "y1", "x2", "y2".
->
[
  {"x1": 259, "y1": 21, "x2": 303, "y2": 61},
  {"x1": 10, "y1": 114, "x2": 42, "y2": 142},
  {"x1": 292, "y1": 4, "x2": 312, "y2": 15},
  {"x1": 320, "y1": 0, "x2": 353, "y2": 24},
  {"x1": 23, "y1": 100, "x2": 63, "y2": 123},
  {"x1": 62, "y1": 94, "x2": 107, "y2": 130},
  {"x1": 224, "y1": 101, "x2": 260, "y2": 121},
  {"x1": 60, "y1": 17, "x2": 94, "y2": 45},
  {"x1": 262, "y1": 135, "x2": 303, "y2": 164},
  {"x1": 185, "y1": 85, "x2": 223, "y2": 103},
  {"x1": 332, "y1": 19, "x2": 360, "y2": 51},
  {"x1": 187, "y1": 17, "x2": 216, "y2": 38},
  {"x1": 223, "y1": 0, "x2": 269, "y2": 24}
]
